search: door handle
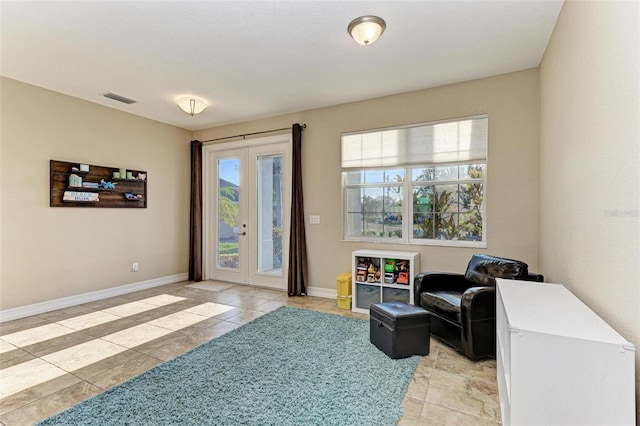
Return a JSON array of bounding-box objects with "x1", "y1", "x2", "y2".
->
[{"x1": 240, "y1": 231, "x2": 247, "y2": 236}]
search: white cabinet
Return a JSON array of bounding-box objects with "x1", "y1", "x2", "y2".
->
[
  {"x1": 496, "y1": 279, "x2": 636, "y2": 426},
  {"x1": 351, "y1": 249, "x2": 419, "y2": 314}
]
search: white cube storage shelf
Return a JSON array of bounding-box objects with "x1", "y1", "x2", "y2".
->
[
  {"x1": 496, "y1": 279, "x2": 636, "y2": 426},
  {"x1": 351, "y1": 250, "x2": 419, "y2": 314}
]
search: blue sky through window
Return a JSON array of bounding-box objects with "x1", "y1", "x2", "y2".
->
[{"x1": 218, "y1": 158, "x2": 239, "y2": 186}]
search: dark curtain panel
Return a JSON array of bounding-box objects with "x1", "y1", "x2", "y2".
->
[
  {"x1": 287, "y1": 123, "x2": 308, "y2": 296},
  {"x1": 189, "y1": 140, "x2": 203, "y2": 282}
]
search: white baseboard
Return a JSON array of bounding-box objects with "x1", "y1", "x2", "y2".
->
[
  {"x1": 238, "y1": 281, "x2": 336, "y2": 300},
  {"x1": 0, "y1": 273, "x2": 188, "y2": 323},
  {"x1": 1, "y1": 277, "x2": 337, "y2": 323},
  {"x1": 306, "y1": 286, "x2": 336, "y2": 299}
]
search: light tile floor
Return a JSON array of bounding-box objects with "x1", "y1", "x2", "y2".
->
[{"x1": 0, "y1": 281, "x2": 500, "y2": 425}]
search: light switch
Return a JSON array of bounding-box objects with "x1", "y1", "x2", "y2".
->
[{"x1": 309, "y1": 215, "x2": 320, "y2": 224}]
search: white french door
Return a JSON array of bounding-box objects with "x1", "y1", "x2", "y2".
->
[{"x1": 203, "y1": 135, "x2": 291, "y2": 290}]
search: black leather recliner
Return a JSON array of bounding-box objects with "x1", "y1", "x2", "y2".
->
[{"x1": 414, "y1": 254, "x2": 543, "y2": 360}]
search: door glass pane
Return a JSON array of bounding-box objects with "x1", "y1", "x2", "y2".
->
[
  {"x1": 257, "y1": 154, "x2": 283, "y2": 274},
  {"x1": 217, "y1": 158, "x2": 240, "y2": 270}
]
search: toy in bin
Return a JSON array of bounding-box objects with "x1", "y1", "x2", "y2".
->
[
  {"x1": 356, "y1": 257, "x2": 369, "y2": 282},
  {"x1": 367, "y1": 262, "x2": 380, "y2": 282},
  {"x1": 397, "y1": 271, "x2": 409, "y2": 284},
  {"x1": 395, "y1": 260, "x2": 410, "y2": 285},
  {"x1": 384, "y1": 259, "x2": 397, "y2": 283},
  {"x1": 384, "y1": 259, "x2": 396, "y2": 273},
  {"x1": 357, "y1": 258, "x2": 369, "y2": 269}
]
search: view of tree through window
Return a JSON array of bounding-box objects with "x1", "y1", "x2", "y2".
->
[
  {"x1": 412, "y1": 164, "x2": 484, "y2": 241},
  {"x1": 344, "y1": 164, "x2": 484, "y2": 244}
]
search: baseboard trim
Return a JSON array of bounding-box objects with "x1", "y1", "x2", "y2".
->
[
  {"x1": 1, "y1": 278, "x2": 337, "y2": 323},
  {"x1": 306, "y1": 286, "x2": 336, "y2": 299},
  {"x1": 248, "y1": 282, "x2": 337, "y2": 300},
  {"x1": 0, "y1": 273, "x2": 189, "y2": 323}
]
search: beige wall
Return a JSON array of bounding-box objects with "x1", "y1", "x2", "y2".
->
[
  {"x1": 0, "y1": 77, "x2": 191, "y2": 310},
  {"x1": 195, "y1": 69, "x2": 541, "y2": 289},
  {"x1": 539, "y1": 0, "x2": 640, "y2": 413}
]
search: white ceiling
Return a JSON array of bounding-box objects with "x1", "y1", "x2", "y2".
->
[{"x1": 0, "y1": 1, "x2": 563, "y2": 131}]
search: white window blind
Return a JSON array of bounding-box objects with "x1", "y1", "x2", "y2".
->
[{"x1": 341, "y1": 115, "x2": 488, "y2": 169}]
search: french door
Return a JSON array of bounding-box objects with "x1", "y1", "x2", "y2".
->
[{"x1": 203, "y1": 135, "x2": 291, "y2": 290}]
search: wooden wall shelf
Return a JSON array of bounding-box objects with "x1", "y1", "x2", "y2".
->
[{"x1": 50, "y1": 160, "x2": 147, "y2": 208}]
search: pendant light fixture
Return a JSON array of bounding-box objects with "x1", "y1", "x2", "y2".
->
[
  {"x1": 348, "y1": 15, "x2": 386, "y2": 46},
  {"x1": 177, "y1": 97, "x2": 207, "y2": 116}
]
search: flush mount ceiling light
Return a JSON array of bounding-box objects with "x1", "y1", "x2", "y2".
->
[
  {"x1": 348, "y1": 15, "x2": 386, "y2": 46},
  {"x1": 177, "y1": 97, "x2": 207, "y2": 116}
]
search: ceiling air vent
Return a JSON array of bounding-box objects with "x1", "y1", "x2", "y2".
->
[{"x1": 102, "y1": 92, "x2": 137, "y2": 104}]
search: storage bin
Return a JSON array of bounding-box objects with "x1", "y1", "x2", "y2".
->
[
  {"x1": 355, "y1": 283, "x2": 380, "y2": 310},
  {"x1": 336, "y1": 272, "x2": 352, "y2": 296},
  {"x1": 337, "y1": 295, "x2": 352, "y2": 310},
  {"x1": 370, "y1": 301, "x2": 430, "y2": 359},
  {"x1": 382, "y1": 287, "x2": 410, "y2": 303}
]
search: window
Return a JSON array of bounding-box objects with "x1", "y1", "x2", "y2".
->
[{"x1": 342, "y1": 115, "x2": 487, "y2": 247}]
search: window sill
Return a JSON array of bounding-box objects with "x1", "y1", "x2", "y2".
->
[{"x1": 342, "y1": 237, "x2": 487, "y2": 249}]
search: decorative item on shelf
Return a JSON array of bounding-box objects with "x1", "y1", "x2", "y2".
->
[
  {"x1": 79, "y1": 164, "x2": 89, "y2": 172},
  {"x1": 137, "y1": 173, "x2": 146, "y2": 181},
  {"x1": 119, "y1": 168, "x2": 126, "y2": 179},
  {"x1": 82, "y1": 182, "x2": 100, "y2": 189},
  {"x1": 100, "y1": 179, "x2": 117, "y2": 190},
  {"x1": 126, "y1": 171, "x2": 133, "y2": 179},
  {"x1": 68, "y1": 174, "x2": 82, "y2": 187},
  {"x1": 63, "y1": 191, "x2": 99, "y2": 202},
  {"x1": 113, "y1": 171, "x2": 121, "y2": 179},
  {"x1": 124, "y1": 192, "x2": 143, "y2": 200}
]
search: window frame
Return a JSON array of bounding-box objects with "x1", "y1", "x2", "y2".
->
[
  {"x1": 342, "y1": 164, "x2": 487, "y2": 248},
  {"x1": 342, "y1": 169, "x2": 407, "y2": 243},
  {"x1": 341, "y1": 114, "x2": 488, "y2": 248},
  {"x1": 407, "y1": 165, "x2": 487, "y2": 247}
]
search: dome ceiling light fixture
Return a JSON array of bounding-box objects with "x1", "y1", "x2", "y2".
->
[
  {"x1": 348, "y1": 15, "x2": 386, "y2": 46},
  {"x1": 177, "y1": 97, "x2": 207, "y2": 116}
]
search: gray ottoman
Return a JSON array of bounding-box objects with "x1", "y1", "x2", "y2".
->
[{"x1": 370, "y1": 301, "x2": 430, "y2": 359}]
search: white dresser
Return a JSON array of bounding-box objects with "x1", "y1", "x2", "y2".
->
[{"x1": 496, "y1": 279, "x2": 636, "y2": 426}]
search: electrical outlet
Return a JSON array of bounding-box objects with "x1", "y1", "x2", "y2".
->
[{"x1": 132, "y1": 262, "x2": 139, "y2": 272}]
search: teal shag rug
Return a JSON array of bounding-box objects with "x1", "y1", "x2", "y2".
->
[{"x1": 38, "y1": 306, "x2": 419, "y2": 425}]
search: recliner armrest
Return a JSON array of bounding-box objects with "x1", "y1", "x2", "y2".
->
[
  {"x1": 460, "y1": 286, "x2": 496, "y2": 322},
  {"x1": 414, "y1": 272, "x2": 470, "y2": 305},
  {"x1": 460, "y1": 286, "x2": 497, "y2": 359}
]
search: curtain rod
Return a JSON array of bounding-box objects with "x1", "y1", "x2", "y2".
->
[{"x1": 201, "y1": 123, "x2": 306, "y2": 145}]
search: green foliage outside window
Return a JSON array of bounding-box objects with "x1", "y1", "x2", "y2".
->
[
  {"x1": 413, "y1": 165, "x2": 484, "y2": 241},
  {"x1": 219, "y1": 186, "x2": 239, "y2": 228}
]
